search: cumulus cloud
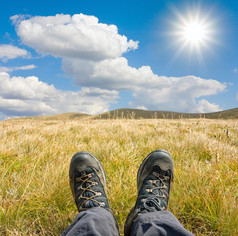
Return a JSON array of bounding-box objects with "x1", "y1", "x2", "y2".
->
[
  {"x1": 130, "y1": 88, "x2": 222, "y2": 113},
  {"x1": 63, "y1": 56, "x2": 225, "y2": 112},
  {"x1": 63, "y1": 57, "x2": 225, "y2": 91},
  {"x1": 12, "y1": 13, "x2": 226, "y2": 114},
  {"x1": 62, "y1": 57, "x2": 162, "y2": 90},
  {"x1": 196, "y1": 99, "x2": 221, "y2": 113},
  {"x1": 0, "y1": 72, "x2": 118, "y2": 119},
  {"x1": 14, "y1": 14, "x2": 138, "y2": 61},
  {"x1": 0, "y1": 44, "x2": 29, "y2": 61},
  {"x1": 0, "y1": 64, "x2": 36, "y2": 72}
]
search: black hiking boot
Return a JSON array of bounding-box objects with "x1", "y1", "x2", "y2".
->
[
  {"x1": 124, "y1": 149, "x2": 174, "y2": 236},
  {"x1": 69, "y1": 151, "x2": 111, "y2": 212}
]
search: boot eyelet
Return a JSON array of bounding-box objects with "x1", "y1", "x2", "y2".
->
[
  {"x1": 152, "y1": 172, "x2": 159, "y2": 178},
  {"x1": 100, "y1": 202, "x2": 105, "y2": 207},
  {"x1": 96, "y1": 192, "x2": 102, "y2": 196},
  {"x1": 146, "y1": 189, "x2": 153, "y2": 192}
]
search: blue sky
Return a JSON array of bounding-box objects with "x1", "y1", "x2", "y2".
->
[{"x1": 0, "y1": 0, "x2": 238, "y2": 119}]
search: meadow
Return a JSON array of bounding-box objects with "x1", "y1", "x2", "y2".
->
[{"x1": 0, "y1": 117, "x2": 237, "y2": 235}]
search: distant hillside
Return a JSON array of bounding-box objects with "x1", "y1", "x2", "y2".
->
[
  {"x1": 92, "y1": 108, "x2": 238, "y2": 119},
  {"x1": 18, "y1": 108, "x2": 238, "y2": 121}
]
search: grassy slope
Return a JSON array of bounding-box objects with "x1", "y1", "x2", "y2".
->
[{"x1": 0, "y1": 118, "x2": 237, "y2": 235}]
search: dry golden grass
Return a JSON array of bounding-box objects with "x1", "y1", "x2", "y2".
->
[{"x1": 0, "y1": 118, "x2": 237, "y2": 235}]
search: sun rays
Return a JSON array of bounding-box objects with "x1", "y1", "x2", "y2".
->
[{"x1": 168, "y1": 5, "x2": 219, "y2": 62}]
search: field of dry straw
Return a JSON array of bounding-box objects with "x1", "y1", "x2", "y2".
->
[{"x1": 0, "y1": 117, "x2": 237, "y2": 235}]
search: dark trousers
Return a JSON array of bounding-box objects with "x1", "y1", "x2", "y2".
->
[{"x1": 61, "y1": 207, "x2": 194, "y2": 236}]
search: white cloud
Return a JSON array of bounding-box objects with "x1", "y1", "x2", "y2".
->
[
  {"x1": 128, "y1": 73, "x2": 225, "y2": 113},
  {"x1": 63, "y1": 56, "x2": 226, "y2": 112},
  {"x1": 10, "y1": 14, "x2": 30, "y2": 26},
  {"x1": 234, "y1": 68, "x2": 237, "y2": 73},
  {"x1": 62, "y1": 57, "x2": 162, "y2": 90},
  {"x1": 0, "y1": 64, "x2": 36, "y2": 72},
  {"x1": 14, "y1": 14, "x2": 138, "y2": 61},
  {"x1": 0, "y1": 44, "x2": 29, "y2": 61},
  {"x1": 196, "y1": 99, "x2": 221, "y2": 113},
  {"x1": 12, "y1": 13, "x2": 226, "y2": 114},
  {"x1": 63, "y1": 56, "x2": 225, "y2": 91},
  {"x1": 129, "y1": 88, "x2": 222, "y2": 113},
  {"x1": 0, "y1": 72, "x2": 118, "y2": 119}
]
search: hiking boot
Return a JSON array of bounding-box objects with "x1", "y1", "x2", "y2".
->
[
  {"x1": 69, "y1": 151, "x2": 110, "y2": 212},
  {"x1": 124, "y1": 149, "x2": 174, "y2": 236}
]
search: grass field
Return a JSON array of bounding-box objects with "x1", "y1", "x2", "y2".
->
[{"x1": 0, "y1": 117, "x2": 237, "y2": 235}]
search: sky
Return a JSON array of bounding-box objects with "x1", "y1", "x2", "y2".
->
[{"x1": 0, "y1": 0, "x2": 238, "y2": 120}]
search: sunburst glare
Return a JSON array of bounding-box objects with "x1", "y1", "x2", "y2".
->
[
  {"x1": 183, "y1": 21, "x2": 207, "y2": 44},
  {"x1": 168, "y1": 5, "x2": 218, "y2": 62}
]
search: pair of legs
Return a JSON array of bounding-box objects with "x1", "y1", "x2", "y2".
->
[{"x1": 61, "y1": 150, "x2": 193, "y2": 236}]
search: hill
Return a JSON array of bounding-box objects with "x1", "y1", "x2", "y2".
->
[
  {"x1": 92, "y1": 107, "x2": 238, "y2": 119},
  {"x1": 16, "y1": 107, "x2": 238, "y2": 121}
]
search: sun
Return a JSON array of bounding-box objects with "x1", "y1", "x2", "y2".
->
[
  {"x1": 169, "y1": 6, "x2": 217, "y2": 58},
  {"x1": 183, "y1": 21, "x2": 207, "y2": 44},
  {"x1": 178, "y1": 16, "x2": 211, "y2": 50}
]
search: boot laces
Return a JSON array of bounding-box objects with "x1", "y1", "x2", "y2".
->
[
  {"x1": 76, "y1": 171, "x2": 105, "y2": 210},
  {"x1": 141, "y1": 171, "x2": 170, "y2": 212}
]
